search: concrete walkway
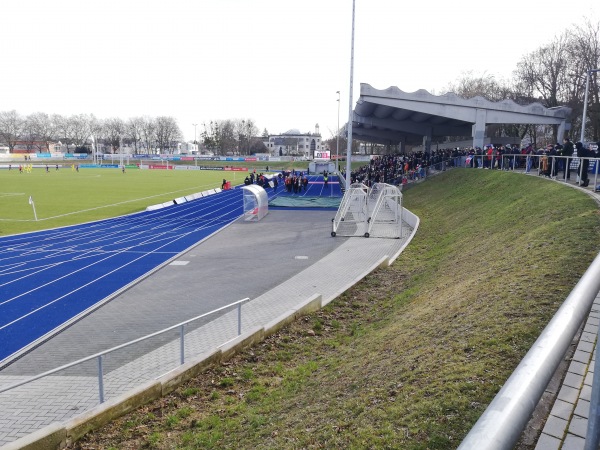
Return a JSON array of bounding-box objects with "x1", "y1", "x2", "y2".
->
[{"x1": 0, "y1": 208, "x2": 413, "y2": 447}]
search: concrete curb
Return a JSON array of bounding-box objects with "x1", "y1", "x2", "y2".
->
[
  {"x1": 65, "y1": 379, "x2": 162, "y2": 444},
  {"x1": 264, "y1": 294, "x2": 323, "y2": 336},
  {"x1": 0, "y1": 422, "x2": 65, "y2": 450}
]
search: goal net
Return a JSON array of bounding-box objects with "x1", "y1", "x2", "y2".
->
[{"x1": 331, "y1": 183, "x2": 403, "y2": 238}]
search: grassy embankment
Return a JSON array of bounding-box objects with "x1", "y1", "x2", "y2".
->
[{"x1": 61, "y1": 169, "x2": 600, "y2": 448}]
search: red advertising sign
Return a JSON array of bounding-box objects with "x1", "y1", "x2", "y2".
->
[{"x1": 148, "y1": 165, "x2": 173, "y2": 170}]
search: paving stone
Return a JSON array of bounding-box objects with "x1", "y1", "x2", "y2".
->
[
  {"x1": 563, "y1": 372, "x2": 584, "y2": 390},
  {"x1": 562, "y1": 434, "x2": 585, "y2": 450},
  {"x1": 552, "y1": 398, "x2": 576, "y2": 422},
  {"x1": 569, "y1": 360, "x2": 588, "y2": 376},
  {"x1": 568, "y1": 415, "x2": 589, "y2": 439},
  {"x1": 558, "y1": 385, "x2": 581, "y2": 404},
  {"x1": 542, "y1": 414, "x2": 568, "y2": 439},
  {"x1": 580, "y1": 384, "x2": 592, "y2": 402},
  {"x1": 573, "y1": 349, "x2": 592, "y2": 365},
  {"x1": 534, "y1": 433, "x2": 560, "y2": 450},
  {"x1": 575, "y1": 399, "x2": 591, "y2": 419}
]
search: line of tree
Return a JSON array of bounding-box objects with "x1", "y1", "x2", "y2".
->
[
  {"x1": 200, "y1": 119, "x2": 267, "y2": 155},
  {"x1": 443, "y1": 18, "x2": 599, "y2": 146},
  {"x1": 0, "y1": 112, "x2": 183, "y2": 154}
]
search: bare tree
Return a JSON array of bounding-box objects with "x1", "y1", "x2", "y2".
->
[
  {"x1": 25, "y1": 112, "x2": 57, "y2": 152},
  {"x1": 155, "y1": 116, "x2": 182, "y2": 153},
  {"x1": 444, "y1": 71, "x2": 511, "y2": 102},
  {"x1": 217, "y1": 120, "x2": 237, "y2": 155},
  {"x1": 103, "y1": 118, "x2": 125, "y2": 153},
  {"x1": 201, "y1": 121, "x2": 219, "y2": 153},
  {"x1": 0, "y1": 110, "x2": 24, "y2": 153},
  {"x1": 69, "y1": 114, "x2": 94, "y2": 150},
  {"x1": 138, "y1": 116, "x2": 156, "y2": 154},
  {"x1": 570, "y1": 19, "x2": 600, "y2": 141},
  {"x1": 125, "y1": 117, "x2": 145, "y2": 154},
  {"x1": 53, "y1": 114, "x2": 72, "y2": 152},
  {"x1": 515, "y1": 33, "x2": 571, "y2": 109}
]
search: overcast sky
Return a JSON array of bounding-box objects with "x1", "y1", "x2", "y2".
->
[{"x1": 2, "y1": 0, "x2": 597, "y2": 142}]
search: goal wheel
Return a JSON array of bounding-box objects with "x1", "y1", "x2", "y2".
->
[
  {"x1": 364, "y1": 232, "x2": 370, "y2": 238},
  {"x1": 331, "y1": 231, "x2": 336, "y2": 237}
]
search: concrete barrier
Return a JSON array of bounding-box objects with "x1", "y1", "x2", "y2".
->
[
  {"x1": 0, "y1": 422, "x2": 65, "y2": 450},
  {"x1": 264, "y1": 294, "x2": 323, "y2": 336},
  {"x1": 65, "y1": 379, "x2": 162, "y2": 444},
  {"x1": 219, "y1": 326, "x2": 265, "y2": 361},
  {"x1": 159, "y1": 349, "x2": 222, "y2": 396}
]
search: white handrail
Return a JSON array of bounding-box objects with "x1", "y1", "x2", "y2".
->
[
  {"x1": 459, "y1": 253, "x2": 600, "y2": 449},
  {"x1": 0, "y1": 297, "x2": 249, "y2": 396}
]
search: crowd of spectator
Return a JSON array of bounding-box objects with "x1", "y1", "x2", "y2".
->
[{"x1": 342, "y1": 141, "x2": 600, "y2": 187}]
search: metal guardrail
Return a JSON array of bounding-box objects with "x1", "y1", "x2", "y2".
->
[
  {"x1": 0, "y1": 297, "x2": 249, "y2": 404},
  {"x1": 459, "y1": 252, "x2": 600, "y2": 449}
]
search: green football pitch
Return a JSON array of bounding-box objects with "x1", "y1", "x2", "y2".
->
[{"x1": 0, "y1": 167, "x2": 244, "y2": 237}]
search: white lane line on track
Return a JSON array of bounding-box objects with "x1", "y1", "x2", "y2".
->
[{"x1": 0, "y1": 198, "x2": 243, "y2": 310}]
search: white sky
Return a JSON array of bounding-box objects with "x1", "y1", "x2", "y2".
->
[{"x1": 2, "y1": 0, "x2": 598, "y2": 142}]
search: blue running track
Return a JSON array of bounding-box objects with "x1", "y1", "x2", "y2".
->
[{"x1": 0, "y1": 174, "x2": 341, "y2": 364}]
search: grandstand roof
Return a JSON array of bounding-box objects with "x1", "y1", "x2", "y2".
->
[{"x1": 352, "y1": 84, "x2": 572, "y2": 148}]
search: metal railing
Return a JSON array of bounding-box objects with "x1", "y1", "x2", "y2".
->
[
  {"x1": 0, "y1": 297, "x2": 249, "y2": 404},
  {"x1": 458, "y1": 252, "x2": 600, "y2": 449},
  {"x1": 465, "y1": 153, "x2": 600, "y2": 188}
]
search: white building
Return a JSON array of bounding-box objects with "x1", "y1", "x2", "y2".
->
[{"x1": 265, "y1": 125, "x2": 322, "y2": 159}]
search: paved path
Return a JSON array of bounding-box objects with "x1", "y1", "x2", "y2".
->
[{"x1": 0, "y1": 208, "x2": 412, "y2": 447}]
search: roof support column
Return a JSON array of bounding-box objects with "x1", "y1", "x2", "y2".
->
[
  {"x1": 557, "y1": 120, "x2": 570, "y2": 142},
  {"x1": 422, "y1": 131, "x2": 432, "y2": 154},
  {"x1": 472, "y1": 108, "x2": 487, "y2": 149}
]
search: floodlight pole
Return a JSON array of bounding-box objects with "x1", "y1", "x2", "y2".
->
[
  {"x1": 336, "y1": 90, "x2": 340, "y2": 173},
  {"x1": 580, "y1": 69, "x2": 600, "y2": 144},
  {"x1": 345, "y1": 0, "x2": 356, "y2": 188}
]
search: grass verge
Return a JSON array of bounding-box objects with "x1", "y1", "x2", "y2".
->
[{"x1": 68, "y1": 169, "x2": 600, "y2": 449}]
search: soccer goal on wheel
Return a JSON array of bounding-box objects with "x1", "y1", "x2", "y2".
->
[{"x1": 331, "y1": 182, "x2": 403, "y2": 238}]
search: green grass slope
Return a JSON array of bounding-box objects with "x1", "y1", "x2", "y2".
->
[{"x1": 67, "y1": 169, "x2": 600, "y2": 449}]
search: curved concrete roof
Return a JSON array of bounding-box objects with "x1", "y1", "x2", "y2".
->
[{"x1": 352, "y1": 84, "x2": 572, "y2": 147}]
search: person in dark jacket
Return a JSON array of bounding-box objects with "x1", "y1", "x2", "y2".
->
[
  {"x1": 563, "y1": 138, "x2": 574, "y2": 180},
  {"x1": 576, "y1": 142, "x2": 590, "y2": 187}
]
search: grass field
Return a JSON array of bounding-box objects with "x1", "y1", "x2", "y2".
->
[
  {"x1": 0, "y1": 160, "x2": 353, "y2": 237},
  {"x1": 0, "y1": 168, "x2": 230, "y2": 236},
  {"x1": 0, "y1": 159, "x2": 310, "y2": 237},
  {"x1": 68, "y1": 169, "x2": 600, "y2": 450}
]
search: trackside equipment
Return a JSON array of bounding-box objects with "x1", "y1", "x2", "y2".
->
[{"x1": 331, "y1": 182, "x2": 403, "y2": 238}]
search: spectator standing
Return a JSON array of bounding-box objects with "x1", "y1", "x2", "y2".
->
[
  {"x1": 576, "y1": 142, "x2": 590, "y2": 187},
  {"x1": 563, "y1": 138, "x2": 574, "y2": 180}
]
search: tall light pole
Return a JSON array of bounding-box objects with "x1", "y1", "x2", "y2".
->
[
  {"x1": 580, "y1": 69, "x2": 600, "y2": 144},
  {"x1": 345, "y1": 0, "x2": 356, "y2": 188},
  {"x1": 192, "y1": 123, "x2": 198, "y2": 156},
  {"x1": 336, "y1": 91, "x2": 340, "y2": 173}
]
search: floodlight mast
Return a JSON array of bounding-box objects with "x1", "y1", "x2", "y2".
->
[
  {"x1": 336, "y1": 90, "x2": 340, "y2": 173},
  {"x1": 580, "y1": 68, "x2": 600, "y2": 144},
  {"x1": 345, "y1": 0, "x2": 356, "y2": 188}
]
